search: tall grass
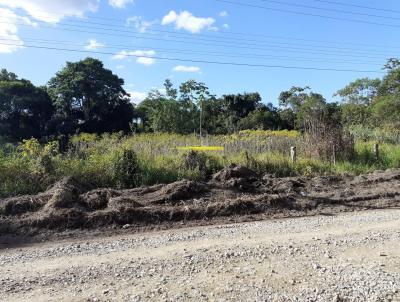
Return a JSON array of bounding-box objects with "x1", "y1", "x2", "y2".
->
[
  {"x1": 0, "y1": 131, "x2": 399, "y2": 198},
  {"x1": 349, "y1": 125, "x2": 400, "y2": 144}
]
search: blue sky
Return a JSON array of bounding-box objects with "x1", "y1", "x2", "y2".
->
[{"x1": 0, "y1": 0, "x2": 399, "y2": 105}]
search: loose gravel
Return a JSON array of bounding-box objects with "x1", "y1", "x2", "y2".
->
[{"x1": 1, "y1": 209, "x2": 400, "y2": 302}]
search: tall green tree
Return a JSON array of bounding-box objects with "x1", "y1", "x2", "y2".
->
[
  {"x1": 278, "y1": 86, "x2": 313, "y2": 113},
  {"x1": 0, "y1": 69, "x2": 18, "y2": 81},
  {"x1": 335, "y1": 78, "x2": 381, "y2": 105},
  {"x1": 164, "y1": 78, "x2": 178, "y2": 100},
  {"x1": 179, "y1": 80, "x2": 211, "y2": 136},
  {"x1": 136, "y1": 80, "x2": 197, "y2": 134},
  {"x1": 378, "y1": 58, "x2": 400, "y2": 97},
  {"x1": 0, "y1": 72, "x2": 54, "y2": 140},
  {"x1": 335, "y1": 78, "x2": 380, "y2": 126},
  {"x1": 238, "y1": 108, "x2": 280, "y2": 130},
  {"x1": 213, "y1": 92, "x2": 265, "y2": 133},
  {"x1": 279, "y1": 86, "x2": 327, "y2": 129},
  {"x1": 277, "y1": 108, "x2": 296, "y2": 130},
  {"x1": 369, "y1": 58, "x2": 400, "y2": 128},
  {"x1": 47, "y1": 57, "x2": 134, "y2": 134},
  {"x1": 136, "y1": 88, "x2": 179, "y2": 133}
]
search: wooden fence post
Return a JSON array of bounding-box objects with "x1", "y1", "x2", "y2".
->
[
  {"x1": 373, "y1": 143, "x2": 379, "y2": 160},
  {"x1": 332, "y1": 145, "x2": 336, "y2": 166},
  {"x1": 290, "y1": 146, "x2": 297, "y2": 163}
]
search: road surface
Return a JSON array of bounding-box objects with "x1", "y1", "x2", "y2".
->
[{"x1": 1, "y1": 209, "x2": 400, "y2": 301}]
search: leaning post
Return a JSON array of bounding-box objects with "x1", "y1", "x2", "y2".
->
[{"x1": 290, "y1": 146, "x2": 297, "y2": 163}]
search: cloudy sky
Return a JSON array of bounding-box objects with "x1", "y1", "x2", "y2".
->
[{"x1": 0, "y1": 0, "x2": 399, "y2": 104}]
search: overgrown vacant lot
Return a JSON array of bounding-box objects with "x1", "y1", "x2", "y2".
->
[
  {"x1": 1, "y1": 130, "x2": 400, "y2": 198},
  {"x1": 2, "y1": 130, "x2": 400, "y2": 236}
]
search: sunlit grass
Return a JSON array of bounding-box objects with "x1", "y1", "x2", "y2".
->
[
  {"x1": 177, "y1": 146, "x2": 224, "y2": 151},
  {"x1": 1, "y1": 131, "x2": 400, "y2": 197}
]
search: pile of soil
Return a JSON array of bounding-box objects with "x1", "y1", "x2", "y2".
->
[{"x1": 1, "y1": 165, "x2": 400, "y2": 236}]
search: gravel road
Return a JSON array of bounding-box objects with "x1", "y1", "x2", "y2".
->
[{"x1": 1, "y1": 209, "x2": 400, "y2": 302}]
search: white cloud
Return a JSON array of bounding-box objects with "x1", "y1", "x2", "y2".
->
[
  {"x1": 219, "y1": 11, "x2": 228, "y2": 18},
  {"x1": 0, "y1": 8, "x2": 24, "y2": 53},
  {"x1": 85, "y1": 39, "x2": 104, "y2": 50},
  {"x1": 116, "y1": 65, "x2": 125, "y2": 69},
  {"x1": 112, "y1": 50, "x2": 129, "y2": 60},
  {"x1": 0, "y1": 0, "x2": 99, "y2": 23},
  {"x1": 108, "y1": 0, "x2": 133, "y2": 8},
  {"x1": 131, "y1": 50, "x2": 156, "y2": 65},
  {"x1": 161, "y1": 10, "x2": 215, "y2": 33},
  {"x1": 129, "y1": 91, "x2": 146, "y2": 104},
  {"x1": 112, "y1": 50, "x2": 156, "y2": 65},
  {"x1": 126, "y1": 16, "x2": 155, "y2": 33},
  {"x1": 173, "y1": 65, "x2": 201, "y2": 73},
  {"x1": 19, "y1": 15, "x2": 38, "y2": 27},
  {"x1": 0, "y1": 1, "x2": 97, "y2": 53},
  {"x1": 223, "y1": 23, "x2": 229, "y2": 29}
]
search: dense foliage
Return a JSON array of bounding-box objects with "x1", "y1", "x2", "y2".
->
[
  {"x1": 0, "y1": 71, "x2": 54, "y2": 141},
  {"x1": 336, "y1": 58, "x2": 400, "y2": 130},
  {"x1": 136, "y1": 80, "x2": 290, "y2": 135},
  {"x1": 47, "y1": 58, "x2": 134, "y2": 135},
  {"x1": 2, "y1": 57, "x2": 399, "y2": 142}
]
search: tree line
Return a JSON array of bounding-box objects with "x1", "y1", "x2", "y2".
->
[{"x1": 1, "y1": 57, "x2": 399, "y2": 142}]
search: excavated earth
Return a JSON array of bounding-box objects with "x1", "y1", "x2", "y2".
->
[{"x1": 1, "y1": 164, "x2": 400, "y2": 239}]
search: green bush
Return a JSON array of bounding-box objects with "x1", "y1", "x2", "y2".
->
[{"x1": 113, "y1": 148, "x2": 139, "y2": 188}]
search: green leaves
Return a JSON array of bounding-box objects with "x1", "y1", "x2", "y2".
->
[
  {"x1": 336, "y1": 58, "x2": 400, "y2": 129},
  {"x1": 0, "y1": 76, "x2": 54, "y2": 141},
  {"x1": 47, "y1": 57, "x2": 134, "y2": 134},
  {"x1": 335, "y1": 78, "x2": 381, "y2": 105}
]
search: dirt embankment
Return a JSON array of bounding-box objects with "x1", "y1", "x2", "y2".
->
[{"x1": 1, "y1": 164, "x2": 400, "y2": 235}]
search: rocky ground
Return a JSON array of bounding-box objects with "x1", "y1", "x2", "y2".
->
[{"x1": 1, "y1": 209, "x2": 400, "y2": 302}]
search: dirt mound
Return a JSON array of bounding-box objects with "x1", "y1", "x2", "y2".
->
[
  {"x1": 82, "y1": 189, "x2": 120, "y2": 210},
  {"x1": 44, "y1": 177, "x2": 83, "y2": 209},
  {"x1": 0, "y1": 195, "x2": 46, "y2": 216},
  {"x1": 211, "y1": 164, "x2": 260, "y2": 191},
  {"x1": 143, "y1": 180, "x2": 209, "y2": 205},
  {"x1": 0, "y1": 177, "x2": 80, "y2": 216},
  {"x1": 1, "y1": 167, "x2": 400, "y2": 236},
  {"x1": 212, "y1": 164, "x2": 258, "y2": 182},
  {"x1": 271, "y1": 177, "x2": 306, "y2": 194},
  {"x1": 351, "y1": 169, "x2": 400, "y2": 184}
]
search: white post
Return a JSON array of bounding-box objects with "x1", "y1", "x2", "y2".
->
[{"x1": 290, "y1": 146, "x2": 297, "y2": 163}]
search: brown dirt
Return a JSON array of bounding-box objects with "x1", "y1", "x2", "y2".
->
[{"x1": 1, "y1": 164, "x2": 400, "y2": 236}]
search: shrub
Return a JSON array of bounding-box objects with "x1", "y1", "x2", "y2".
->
[
  {"x1": 181, "y1": 150, "x2": 222, "y2": 180},
  {"x1": 113, "y1": 148, "x2": 139, "y2": 188}
]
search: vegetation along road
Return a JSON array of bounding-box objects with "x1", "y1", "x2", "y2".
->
[{"x1": 1, "y1": 209, "x2": 399, "y2": 302}]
